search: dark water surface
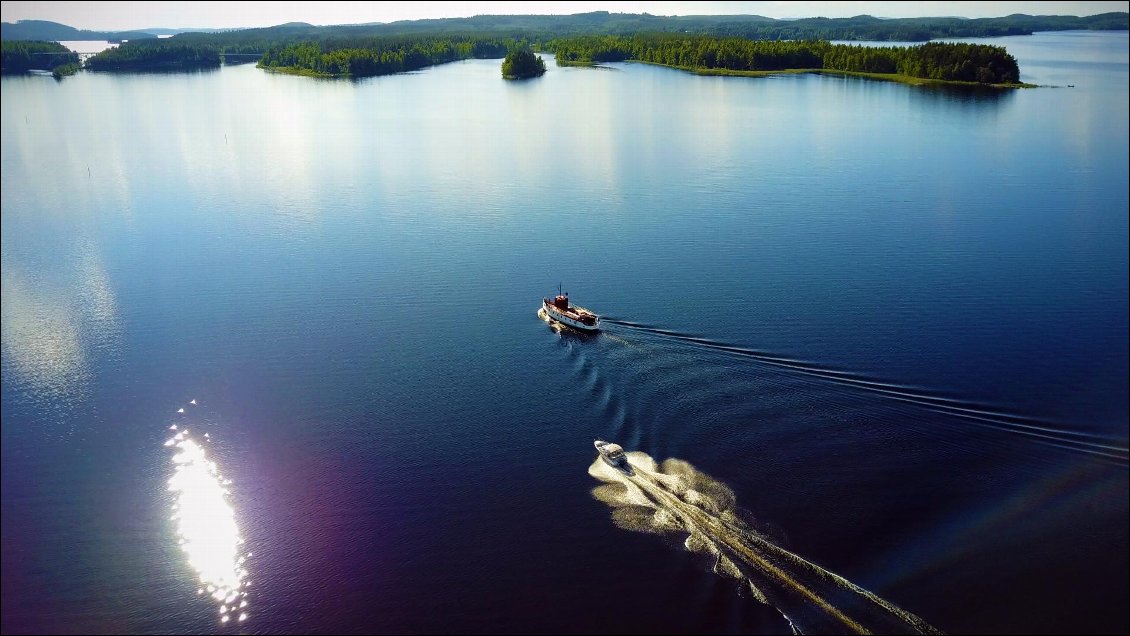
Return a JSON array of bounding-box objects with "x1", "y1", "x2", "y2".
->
[{"x1": 2, "y1": 31, "x2": 1127, "y2": 634}]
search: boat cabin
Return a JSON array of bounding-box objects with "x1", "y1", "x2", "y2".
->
[{"x1": 545, "y1": 290, "x2": 599, "y2": 329}]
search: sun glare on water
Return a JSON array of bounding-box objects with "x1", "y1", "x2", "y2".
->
[{"x1": 166, "y1": 424, "x2": 250, "y2": 624}]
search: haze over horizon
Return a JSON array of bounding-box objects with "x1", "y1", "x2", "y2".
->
[{"x1": 2, "y1": 1, "x2": 1127, "y2": 31}]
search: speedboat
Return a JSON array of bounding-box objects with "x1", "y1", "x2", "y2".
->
[
  {"x1": 594, "y1": 439, "x2": 633, "y2": 475},
  {"x1": 542, "y1": 285, "x2": 599, "y2": 332}
]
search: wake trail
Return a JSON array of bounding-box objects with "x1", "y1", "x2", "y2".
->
[
  {"x1": 600, "y1": 319, "x2": 1128, "y2": 464},
  {"x1": 591, "y1": 452, "x2": 943, "y2": 635}
]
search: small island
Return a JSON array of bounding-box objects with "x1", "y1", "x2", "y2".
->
[{"x1": 501, "y1": 48, "x2": 546, "y2": 79}]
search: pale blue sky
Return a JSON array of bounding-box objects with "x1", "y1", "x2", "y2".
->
[{"x1": 2, "y1": 1, "x2": 1127, "y2": 30}]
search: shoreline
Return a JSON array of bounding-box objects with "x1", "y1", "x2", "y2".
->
[{"x1": 622, "y1": 59, "x2": 1037, "y2": 88}]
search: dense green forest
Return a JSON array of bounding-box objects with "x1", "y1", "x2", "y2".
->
[
  {"x1": 5, "y1": 11, "x2": 1123, "y2": 44},
  {"x1": 20, "y1": 9, "x2": 1119, "y2": 79},
  {"x1": 85, "y1": 40, "x2": 221, "y2": 71},
  {"x1": 0, "y1": 40, "x2": 78, "y2": 74},
  {"x1": 502, "y1": 48, "x2": 546, "y2": 79},
  {"x1": 258, "y1": 36, "x2": 513, "y2": 77},
  {"x1": 548, "y1": 34, "x2": 1021, "y2": 84}
]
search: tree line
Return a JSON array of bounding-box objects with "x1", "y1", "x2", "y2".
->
[
  {"x1": 85, "y1": 40, "x2": 221, "y2": 71},
  {"x1": 28, "y1": 31, "x2": 1023, "y2": 85},
  {"x1": 57, "y1": 9, "x2": 1127, "y2": 76},
  {"x1": 547, "y1": 34, "x2": 1021, "y2": 84},
  {"x1": 258, "y1": 36, "x2": 516, "y2": 77},
  {"x1": 1, "y1": 40, "x2": 78, "y2": 74},
  {"x1": 82, "y1": 33, "x2": 517, "y2": 76}
]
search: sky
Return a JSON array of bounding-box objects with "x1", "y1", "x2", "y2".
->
[{"x1": 1, "y1": 1, "x2": 1127, "y2": 31}]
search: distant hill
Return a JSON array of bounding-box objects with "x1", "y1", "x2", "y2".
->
[
  {"x1": 140, "y1": 27, "x2": 232, "y2": 36},
  {"x1": 228, "y1": 11, "x2": 1125, "y2": 41},
  {"x1": 0, "y1": 19, "x2": 226, "y2": 41},
  {"x1": 4, "y1": 11, "x2": 1126, "y2": 45}
]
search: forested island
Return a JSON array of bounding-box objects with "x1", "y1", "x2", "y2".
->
[
  {"x1": 85, "y1": 40, "x2": 220, "y2": 71},
  {"x1": 501, "y1": 48, "x2": 546, "y2": 79},
  {"x1": 0, "y1": 40, "x2": 79, "y2": 76},
  {"x1": 548, "y1": 35, "x2": 1024, "y2": 86},
  {"x1": 10, "y1": 10, "x2": 1127, "y2": 83}
]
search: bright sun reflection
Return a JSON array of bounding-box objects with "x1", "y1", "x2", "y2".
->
[{"x1": 167, "y1": 427, "x2": 250, "y2": 623}]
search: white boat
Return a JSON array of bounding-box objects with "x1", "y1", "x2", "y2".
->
[
  {"x1": 542, "y1": 285, "x2": 599, "y2": 332},
  {"x1": 594, "y1": 439, "x2": 632, "y2": 475}
]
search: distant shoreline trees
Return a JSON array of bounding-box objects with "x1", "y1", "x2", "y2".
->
[
  {"x1": 5, "y1": 12, "x2": 1123, "y2": 45},
  {"x1": 67, "y1": 22, "x2": 1029, "y2": 86},
  {"x1": 8, "y1": 32, "x2": 1024, "y2": 87}
]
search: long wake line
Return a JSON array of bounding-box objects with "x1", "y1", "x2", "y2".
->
[{"x1": 600, "y1": 318, "x2": 1128, "y2": 464}]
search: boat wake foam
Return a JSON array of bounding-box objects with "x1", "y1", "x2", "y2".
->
[{"x1": 590, "y1": 451, "x2": 942, "y2": 635}]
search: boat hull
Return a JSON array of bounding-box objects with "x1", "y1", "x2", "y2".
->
[
  {"x1": 542, "y1": 301, "x2": 600, "y2": 332},
  {"x1": 594, "y1": 439, "x2": 633, "y2": 475},
  {"x1": 599, "y1": 454, "x2": 633, "y2": 475}
]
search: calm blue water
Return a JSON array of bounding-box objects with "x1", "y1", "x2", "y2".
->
[{"x1": 2, "y1": 31, "x2": 1127, "y2": 634}]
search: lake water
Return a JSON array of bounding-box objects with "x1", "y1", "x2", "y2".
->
[
  {"x1": 2, "y1": 31, "x2": 1127, "y2": 634},
  {"x1": 56, "y1": 40, "x2": 118, "y2": 55}
]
